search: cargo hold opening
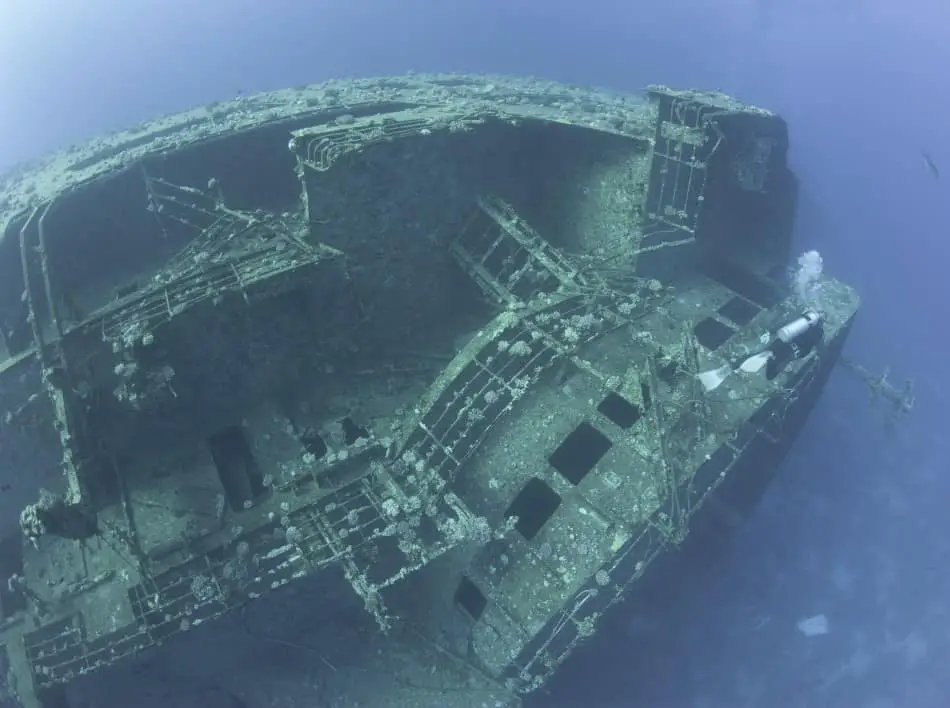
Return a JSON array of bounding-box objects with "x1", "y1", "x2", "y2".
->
[{"x1": 208, "y1": 425, "x2": 266, "y2": 510}]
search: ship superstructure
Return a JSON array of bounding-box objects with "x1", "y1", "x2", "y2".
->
[{"x1": 0, "y1": 74, "x2": 858, "y2": 707}]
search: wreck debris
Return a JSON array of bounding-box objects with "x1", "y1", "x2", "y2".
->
[
  {"x1": 839, "y1": 357, "x2": 915, "y2": 424},
  {"x1": 921, "y1": 149, "x2": 939, "y2": 180}
]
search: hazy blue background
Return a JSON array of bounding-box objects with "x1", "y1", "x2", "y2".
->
[{"x1": 2, "y1": 1, "x2": 948, "y2": 706}]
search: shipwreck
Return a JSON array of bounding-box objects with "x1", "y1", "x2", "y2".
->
[{"x1": 0, "y1": 73, "x2": 859, "y2": 707}]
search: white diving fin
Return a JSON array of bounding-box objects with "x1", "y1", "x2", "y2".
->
[
  {"x1": 738, "y1": 350, "x2": 773, "y2": 374},
  {"x1": 697, "y1": 364, "x2": 732, "y2": 392}
]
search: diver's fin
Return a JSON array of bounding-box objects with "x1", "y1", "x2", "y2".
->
[
  {"x1": 738, "y1": 351, "x2": 773, "y2": 373},
  {"x1": 697, "y1": 364, "x2": 732, "y2": 392}
]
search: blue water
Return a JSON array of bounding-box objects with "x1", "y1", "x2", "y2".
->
[{"x1": 2, "y1": 1, "x2": 948, "y2": 705}]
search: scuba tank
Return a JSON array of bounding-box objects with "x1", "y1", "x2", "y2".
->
[{"x1": 764, "y1": 310, "x2": 824, "y2": 379}]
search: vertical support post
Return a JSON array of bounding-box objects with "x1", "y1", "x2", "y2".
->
[
  {"x1": 18, "y1": 207, "x2": 48, "y2": 368},
  {"x1": 37, "y1": 203, "x2": 66, "y2": 344}
]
